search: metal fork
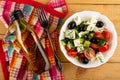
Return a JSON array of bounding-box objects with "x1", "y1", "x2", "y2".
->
[{"x1": 37, "y1": 7, "x2": 63, "y2": 72}]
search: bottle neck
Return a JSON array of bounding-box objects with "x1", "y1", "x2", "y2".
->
[{"x1": 12, "y1": 17, "x2": 27, "y2": 31}]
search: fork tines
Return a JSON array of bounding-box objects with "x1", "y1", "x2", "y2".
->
[{"x1": 37, "y1": 7, "x2": 49, "y2": 24}]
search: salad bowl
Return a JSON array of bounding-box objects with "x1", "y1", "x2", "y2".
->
[{"x1": 59, "y1": 10, "x2": 117, "y2": 68}]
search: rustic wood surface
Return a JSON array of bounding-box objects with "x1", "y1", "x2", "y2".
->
[
  {"x1": 0, "y1": 63, "x2": 4, "y2": 80},
  {"x1": 0, "y1": 0, "x2": 120, "y2": 80}
]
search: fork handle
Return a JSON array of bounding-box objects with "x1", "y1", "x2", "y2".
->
[{"x1": 45, "y1": 29, "x2": 63, "y2": 72}]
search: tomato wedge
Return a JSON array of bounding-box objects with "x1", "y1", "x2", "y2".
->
[
  {"x1": 77, "y1": 53, "x2": 84, "y2": 59},
  {"x1": 84, "y1": 48, "x2": 96, "y2": 60},
  {"x1": 98, "y1": 44, "x2": 109, "y2": 52},
  {"x1": 65, "y1": 45, "x2": 71, "y2": 51},
  {"x1": 102, "y1": 30, "x2": 111, "y2": 42},
  {"x1": 67, "y1": 51, "x2": 78, "y2": 57},
  {"x1": 94, "y1": 32, "x2": 104, "y2": 40},
  {"x1": 90, "y1": 43, "x2": 100, "y2": 49},
  {"x1": 65, "y1": 45, "x2": 76, "y2": 52}
]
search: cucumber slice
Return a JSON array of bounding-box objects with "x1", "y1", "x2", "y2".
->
[
  {"x1": 67, "y1": 40, "x2": 75, "y2": 49},
  {"x1": 79, "y1": 38, "x2": 84, "y2": 44},
  {"x1": 84, "y1": 40, "x2": 91, "y2": 48},
  {"x1": 61, "y1": 39, "x2": 67, "y2": 45},
  {"x1": 74, "y1": 55, "x2": 79, "y2": 59},
  {"x1": 89, "y1": 32, "x2": 94, "y2": 37},
  {"x1": 84, "y1": 30, "x2": 89, "y2": 34},
  {"x1": 75, "y1": 33, "x2": 79, "y2": 38}
]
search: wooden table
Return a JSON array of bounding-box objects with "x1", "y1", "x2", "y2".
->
[{"x1": 0, "y1": 0, "x2": 120, "y2": 80}]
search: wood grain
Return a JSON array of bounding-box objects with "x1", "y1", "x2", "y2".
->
[
  {"x1": 0, "y1": 35, "x2": 4, "y2": 39},
  {"x1": 34, "y1": 0, "x2": 49, "y2": 4},
  {"x1": 63, "y1": 63, "x2": 120, "y2": 80},
  {"x1": 30, "y1": 0, "x2": 120, "y2": 4},
  {"x1": 0, "y1": 63, "x2": 4, "y2": 80},
  {"x1": 66, "y1": 0, "x2": 120, "y2": 4},
  {"x1": 0, "y1": 21, "x2": 7, "y2": 35}
]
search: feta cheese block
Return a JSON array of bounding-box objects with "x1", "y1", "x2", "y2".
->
[
  {"x1": 73, "y1": 38, "x2": 84, "y2": 47},
  {"x1": 77, "y1": 46, "x2": 84, "y2": 53},
  {"x1": 74, "y1": 15, "x2": 81, "y2": 25},
  {"x1": 65, "y1": 30, "x2": 76, "y2": 39},
  {"x1": 96, "y1": 52, "x2": 104, "y2": 63}
]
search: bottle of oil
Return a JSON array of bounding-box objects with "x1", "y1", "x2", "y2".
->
[{"x1": 9, "y1": 10, "x2": 51, "y2": 74}]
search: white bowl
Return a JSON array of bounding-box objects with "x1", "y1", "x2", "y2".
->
[{"x1": 59, "y1": 10, "x2": 117, "y2": 68}]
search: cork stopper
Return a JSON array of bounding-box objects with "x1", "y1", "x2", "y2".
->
[{"x1": 10, "y1": 10, "x2": 24, "y2": 22}]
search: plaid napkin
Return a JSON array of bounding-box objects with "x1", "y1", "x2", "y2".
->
[
  {"x1": 0, "y1": 0, "x2": 68, "y2": 80},
  {"x1": 0, "y1": 40, "x2": 9, "y2": 80}
]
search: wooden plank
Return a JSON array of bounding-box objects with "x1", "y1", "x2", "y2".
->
[
  {"x1": 66, "y1": 0, "x2": 120, "y2": 4},
  {"x1": 35, "y1": 0, "x2": 49, "y2": 4},
  {"x1": 58, "y1": 5, "x2": 120, "y2": 63},
  {"x1": 0, "y1": 35, "x2": 4, "y2": 39},
  {"x1": 34, "y1": 0, "x2": 120, "y2": 4},
  {"x1": 63, "y1": 63, "x2": 120, "y2": 80},
  {"x1": 0, "y1": 21, "x2": 7, "y2": 35},
  {"x1": 0, "y1": 63, "x2": 4, "y2": 80}
]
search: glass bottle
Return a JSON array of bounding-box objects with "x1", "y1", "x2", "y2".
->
[{"x1": 9, "y1": 10, "x2": 51, "y2": 74}]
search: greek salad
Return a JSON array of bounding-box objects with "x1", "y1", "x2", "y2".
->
[{"x1": 61, "y1": 16, "x2": 111, "y2": 64}]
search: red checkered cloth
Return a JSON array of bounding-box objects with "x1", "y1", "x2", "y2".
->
[
  {"x1": 0, "y1": 0, "x2": 68, "y2": 80},
  {"x1": 0, "y1": 40, "x2": 9, "y2": 80}
]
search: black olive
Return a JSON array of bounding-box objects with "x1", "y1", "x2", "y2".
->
[
  {"x1": 83, "y1": 34, "x2": 91, "y2": 40},
  {"x1": 96, "y1": 21, "x2": 104, "y2": 28},
  {"x1": 77, "y1": 27, "x2": 82, "y2": 32},
  {"x1": 81, "y1": 25, "x2": 88, "y2": 31},
  {"x1": 64, "y1": 38, "x2": 70, "y2": 43},
  {"x1": 89, "y1": 31, "x2": 94, "y2": 33},
  {"x1": 95, "y1": 49, "x2": 99, "y2": 54},
  {"x1": 77, "y1": 24, "x2": 88, "y2": 32},
  {"x1": 90, "y1": 37, "x2": 100, "y2": 43},
  {"x1": 68, "y1": 21, "x2": 76, "y2": 29},
  {"x1": 81, "y1": 57, "x2": 89, "y2": 64}
]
